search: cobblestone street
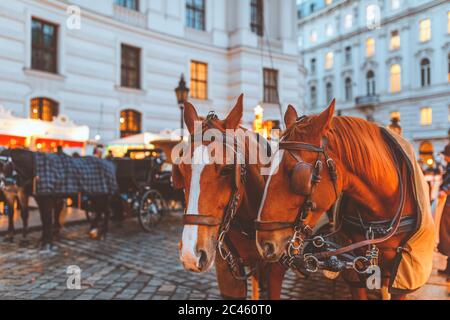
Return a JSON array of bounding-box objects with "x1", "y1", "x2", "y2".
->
[{"x1": 0, "y1": 212, "x2": 448, "y2": 300}]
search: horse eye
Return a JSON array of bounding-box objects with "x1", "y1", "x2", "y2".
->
[{"x1": 220, "y1": 166, "x2": 233, "y2": 176}]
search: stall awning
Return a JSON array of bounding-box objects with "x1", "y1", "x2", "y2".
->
[{"x1": 0, "y1": 106, "x2": 89, "y2": 149}]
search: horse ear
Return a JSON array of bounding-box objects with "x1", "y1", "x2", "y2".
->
[
  {"x1": 284, "y1": 105, "x2": 298, "y2": 128},
  {"x1": 184, "y1": 101, "x2": 199, "y2": 134},
  {"x1": 224, "y1": 94, "x2": 244, "y2": 129},
  {"x1": 172, "y1": 165, "x2": 184, "y2": 189},
  {"x1": 313, "y1": 99, "x2": 335, "y2": 135}
]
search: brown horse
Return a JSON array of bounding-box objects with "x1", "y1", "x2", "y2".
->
[
  {"x1": 256, "y1": 100, "x2": 422, "y2": 300},
  {"x1": 172, "y1": 94, "x2": 285, "y2": 300}
]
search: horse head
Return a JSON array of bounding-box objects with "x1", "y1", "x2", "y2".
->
[
  {"x1": 173, "y1": 94, "x2": 250, "y2": 273},
  {"x1": 9, "y1": 149, "x2": 34, "y2": 182},
  {"x1": 256, "y1": 100, "x2": 343, "y2": 262}
]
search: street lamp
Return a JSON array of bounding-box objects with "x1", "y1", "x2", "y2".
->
[{"x1": 174, "y1": 74, "x2": 190, "y2": 140}]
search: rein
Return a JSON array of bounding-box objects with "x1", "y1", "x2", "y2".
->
[
  {"x1": 181, "y1": 112, "x2": 254, "y2": 280},
  {"x1": 255, "y1": 131, "x2": 408, "y2": 275}
]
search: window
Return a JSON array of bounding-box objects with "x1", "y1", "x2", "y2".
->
[
  {"x1": 326, "y1": 82, "x2": 333, "y2": 104},
  {"x1": 419, "y1": 19, "x2": 431, "y2": 42},
  {"x1": 186, "y1": 0, "x2": 205, "y2": 31},
  {"x1": 310, "y1": 58, "x2": 316, "y2": 74},
  {"x1": 263, "y1": 68, "x2": 279, "y2": 104},
  {"x1": 325, "y1": 52, "x2": 334, "y2": 70},
  {"x1": 448, "y1": 53, "x2": 450, "y2": 82},
  {"x1": 310, "y1": 3, "x2": 316, "y2": 13},
  {"x1": 366, "y1": 4, "x2": 380, "y2": 29},
  {"x1": 345, "y1": 78, "x2": 352, "y2": 101},
  {"x1": 310, "y1": 86, "x2": 317, "y2": 109},
  {"x1": 366, "y1": 70, "x2": 376, "y2": 96},
  {"x1": 366, "y1": 38, "x2": 375, "y2": 57},
  {"x1": 121, "y1": 44, "x2": 140, "y2": 89},
  {"x1": 250, "y1": 0, "x2": 264, "y2": 36},
  {"x1": 390, "y1": 30, "x2": 400, "y2": 51},
  {"x1": 325, "y1": 24, "x2": 333, "y2": 37},
  {"x1": 344, "y1": 14, "x2": 353, "y2": 29},
  {"x1": 325, "y1": 0, "x2": 333, "y2": 5},
  {"x1": 310, "y1": 30, "x2": 317, "y2": 43},
  {"x1": 31, "y1": 18, "x2": 58, "y2": 73},
  {"x1": 420, "y1": 107, "x2": 432, "y2": 126},
  {"x1": 420, "y1": 58, "x2": 431, "y2": 87},
  {"x1": 190, "y1": 61, "x2": 208, "y2": 100},
  {"x1": 345, "y1": 46, "x2": 352, "y2": 65},
  {"x1": 391, "y1": 0, "x2": 400, "y2": 10},
  {"x1": 30, "y1": 98, "x2": 59, "y2": 122},
  {"x1": 115, "y1": 0, "x2": 139, "y2": 10},
  {"x1": 120, "y1": 110, "x2": 142, "y2": 138},
  {"x1": 390, "y1": 64, "x2": 401, "y2": 93},
  {"x1": 448, "y1": 11, "x2": 450, "y2": 34}
]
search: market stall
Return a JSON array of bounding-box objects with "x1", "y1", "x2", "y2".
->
[{"x1": 0, "y1": 106, "x2": 89, "y2": 154}]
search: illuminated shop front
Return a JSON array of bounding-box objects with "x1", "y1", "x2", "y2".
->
[{"x1": 0, "y1": 106, "x2": 89, "y2": 153}]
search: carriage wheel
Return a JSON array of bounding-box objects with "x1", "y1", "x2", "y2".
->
[{"x1": 138, "y1": 190, "x2": 166, "y2": 232}]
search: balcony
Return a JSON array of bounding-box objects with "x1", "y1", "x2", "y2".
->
[
  {"x1": 355, "y1": 95, "x2": 380, "y2": 107},
  {"x1": 355, "y1": 95, "x2": 380, "y2": 122},
  {"x1": 113, "y1": 4, "x2": 147, "y2": 29}
]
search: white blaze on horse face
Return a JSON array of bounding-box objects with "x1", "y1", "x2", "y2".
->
[
  {"x1": 257, "y1": 150, "x2": 285, "y2": 220},
  {"x1": 181, "y1": 145, "x2": 211, "y2": 270}
]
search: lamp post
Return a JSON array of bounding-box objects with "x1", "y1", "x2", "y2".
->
[{"x1": 174, "y1": 74, "x2": 190, "y2": 140}]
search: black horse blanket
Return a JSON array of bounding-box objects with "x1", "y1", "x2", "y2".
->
[{"x1": 34, "y1": 153, "x2": 118, "y2": 196}]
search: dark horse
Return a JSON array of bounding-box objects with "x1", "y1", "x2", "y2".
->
[
  {"x1": 0, "y1": 150, "x2": 35, "y2": 244},
  {"x1": 3, "y1": 149, "x2": 116, "y2": 250}
]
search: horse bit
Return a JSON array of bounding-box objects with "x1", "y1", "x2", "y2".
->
[
  {"x1": 255, "y1": 120, "x2": 406, "y2": 277},
  {"x1": 182, "y1": 112, "x2": 253, "y2": 281}
]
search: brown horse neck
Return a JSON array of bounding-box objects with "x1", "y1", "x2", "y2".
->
[{"x1": 327, "y1": 141, "x2": 401, "y2": 219}]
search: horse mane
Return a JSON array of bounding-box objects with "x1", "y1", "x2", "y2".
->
[{"x1": 285, "y1": 116, "x2": 396, "y2": 187}]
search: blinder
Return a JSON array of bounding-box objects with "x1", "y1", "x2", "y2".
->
[{"x1": 290, "y1": 162, "x2": 313, "y2": 196}]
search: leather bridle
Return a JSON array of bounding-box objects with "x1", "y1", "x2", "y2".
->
[
  {"x1": 181, "y1": 112, "x2": 253, "y2": 280},
  {"x1": 255, "y1": 126, "x2": 407, "y2": 274}
]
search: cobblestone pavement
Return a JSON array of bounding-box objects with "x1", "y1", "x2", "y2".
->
[{"x1": 0, "y1": 212, "x2": 448, "y2": 300}]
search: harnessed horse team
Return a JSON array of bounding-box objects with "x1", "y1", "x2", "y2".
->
[{"x1": 174, "y1": 94, "x2": 433, "y2": 300}]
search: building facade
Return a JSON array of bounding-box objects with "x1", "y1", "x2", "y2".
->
[
  {"x1": 0, "y1": 0, "x2": 301, "y2": 145},
  {"x1": 298, "y1": 0, "x2": 450, "y2": 160}
]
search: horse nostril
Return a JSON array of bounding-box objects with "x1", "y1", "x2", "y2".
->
[
  {"x1": 197, "y1": 250, "x2": 207, "y2": 270},
  {"x1": 264, "y1": 242, "x2": 275, "y2": 259}
]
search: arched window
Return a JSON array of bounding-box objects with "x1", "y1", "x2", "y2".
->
[
  {"x1": 366, "y1": 70, "x2": 376, "y2": 96},
  {"x1": 30, "y1": 98, "x2": 59, "y2": 122},
  {"x1": 366, "y1": 4, "x2": 380, "y2": 29},
  {"x1": 345, "y1": 77, "x2": 352, "y2": 101},
  {"x1": 420, "y1": 58, "x2": 431, "y2": 87},
  {"x1": 390, "y1": 64, "x2": 401, "y2": 93},
  {"x1": 310, "y1": 86, "x2": 317, "y2": 109},
  {"x1": 326, "y1": 82, "x2": 333, "y2": 104},
  {"x1": 120, "y1": 109, "x2": 142, "y2": 138},
  {"x1": 447, "y1": 53, "x2": 450, "y2": 82}
]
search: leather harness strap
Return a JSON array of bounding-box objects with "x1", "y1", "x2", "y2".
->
[{"x1": 183, "y1": 214, "x2": 222, "y2": 226}]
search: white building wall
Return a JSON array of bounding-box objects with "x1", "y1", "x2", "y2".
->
[
  {"x1": 0, "y1": 0, "x2": 302, "y2": 143},
  {"x1": 298, "y1": 0, "x2": 450, "y2": 154}
]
